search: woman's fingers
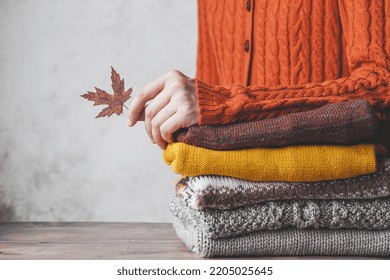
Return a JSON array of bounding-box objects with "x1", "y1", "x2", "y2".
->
[
  {"x1": 149, "y1": 96, "x2": 199, "y2": 149},
  {"x1": 150, "y1": 104, "x2": 177, "y2": 149},
  {"x1": 127, "y1": 70, "x2": 199, "y2": 148},
  {"x1": 127, "y1": 73, "x2": 167, "y2": 126},
  {"x1": 144, "y1": 89, "x2": 171, "y2": 141},
  {"x1": 160, "y1": 106, "x2": 199, "y2": 145},
  {"x1": 147, "y1": 89, "x2": 199, "y2": 149},
  {"x1": 159, "y1": 113, "x2": 189, "y2": 144}
]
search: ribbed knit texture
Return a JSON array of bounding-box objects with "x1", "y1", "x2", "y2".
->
[
  {"x1": 170, "y1": 196, "x2": 390, "y2": 238},
  {"x1": 174, "y1": 99, "x2": 378, "y2": 150},
  {"x1": 173, "y1": 217, "x2": 390, "y2": 257},
  {"x1": 196, "y1": 0, "x2": 390, "y2": 125},
  {"x1": 163, "y1": 143, "x2": 376, "y2": 182},
  {"x1": 176, "y1": 159, "x2": 390, "y2": 210}
]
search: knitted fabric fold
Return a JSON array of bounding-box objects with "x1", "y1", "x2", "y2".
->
[
  {"x1": 176, "y1": 159, "x2": 390, "y2": 210},
  {"x1": 174, "y1": 99, "x2": 378, "y2": 150},
  {"x1": 163, "y1": 143, "x2": 377, "y2": 182},
  {"x1": 170, "y1": 196, "x2": 390, "y2": 239},
  {"x1": 173, "y1": 217, "x2": 390, "y2": 258}
]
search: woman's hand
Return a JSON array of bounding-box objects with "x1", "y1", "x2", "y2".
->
[{"x1": 127, "y1": 70, "x2": 199, "y2": 149}]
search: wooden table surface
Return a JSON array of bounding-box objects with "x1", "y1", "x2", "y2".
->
[{"x1": 0, "y1": 222, "x2": 387, "y2": 260}]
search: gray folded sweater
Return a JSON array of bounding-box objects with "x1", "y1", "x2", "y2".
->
[
  {"x1": 170, "y1": 196, "x2": 390, "y2": 238},
  {"x1": 173, "y1": 218, "x2": 390, "y2": 258},
  {"x1": 176, "y1": 159, "x2": 390, "y2": 210}
]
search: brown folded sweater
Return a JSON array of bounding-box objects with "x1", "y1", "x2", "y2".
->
[{"x1": 174, "y1": 99, "x2": 378, "y2": 150}]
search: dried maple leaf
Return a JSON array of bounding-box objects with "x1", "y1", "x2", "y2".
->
[{"x1": 81, "y1": 67, "x2": 132, "y2": 118}]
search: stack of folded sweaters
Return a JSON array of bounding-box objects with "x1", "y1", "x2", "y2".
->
[{"x1": 163, "y1": 99, "x2": 390, "y2": 257}]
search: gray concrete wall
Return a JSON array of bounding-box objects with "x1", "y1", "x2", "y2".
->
[{"x1": 0, "y1": 0, "x2": 197, "y2": 222}]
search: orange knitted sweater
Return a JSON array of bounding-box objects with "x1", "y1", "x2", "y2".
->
[{"x1": 195, "y1": 0, "x2": 390, "y2": 125}]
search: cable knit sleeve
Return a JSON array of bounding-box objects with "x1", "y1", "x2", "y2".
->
[{"x1": 196, "y1": 0, "x2": 390, "y2": 125}]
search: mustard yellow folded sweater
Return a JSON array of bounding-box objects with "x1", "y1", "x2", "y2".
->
[{"x1": 163, "y1": 143, "x2": 376, "y2": 182}]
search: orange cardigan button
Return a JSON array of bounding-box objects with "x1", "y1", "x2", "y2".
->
[
  {"x1": 244, "y1": 40, "x2": 250, "y2": 52},
  {"x1": 246, "y1": 0, "x2": 251, "y2": 12}
]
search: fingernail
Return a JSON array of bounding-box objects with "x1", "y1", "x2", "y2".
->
[{"x1": 127, "y1": 118, "x2": 131, "y2": 126}]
